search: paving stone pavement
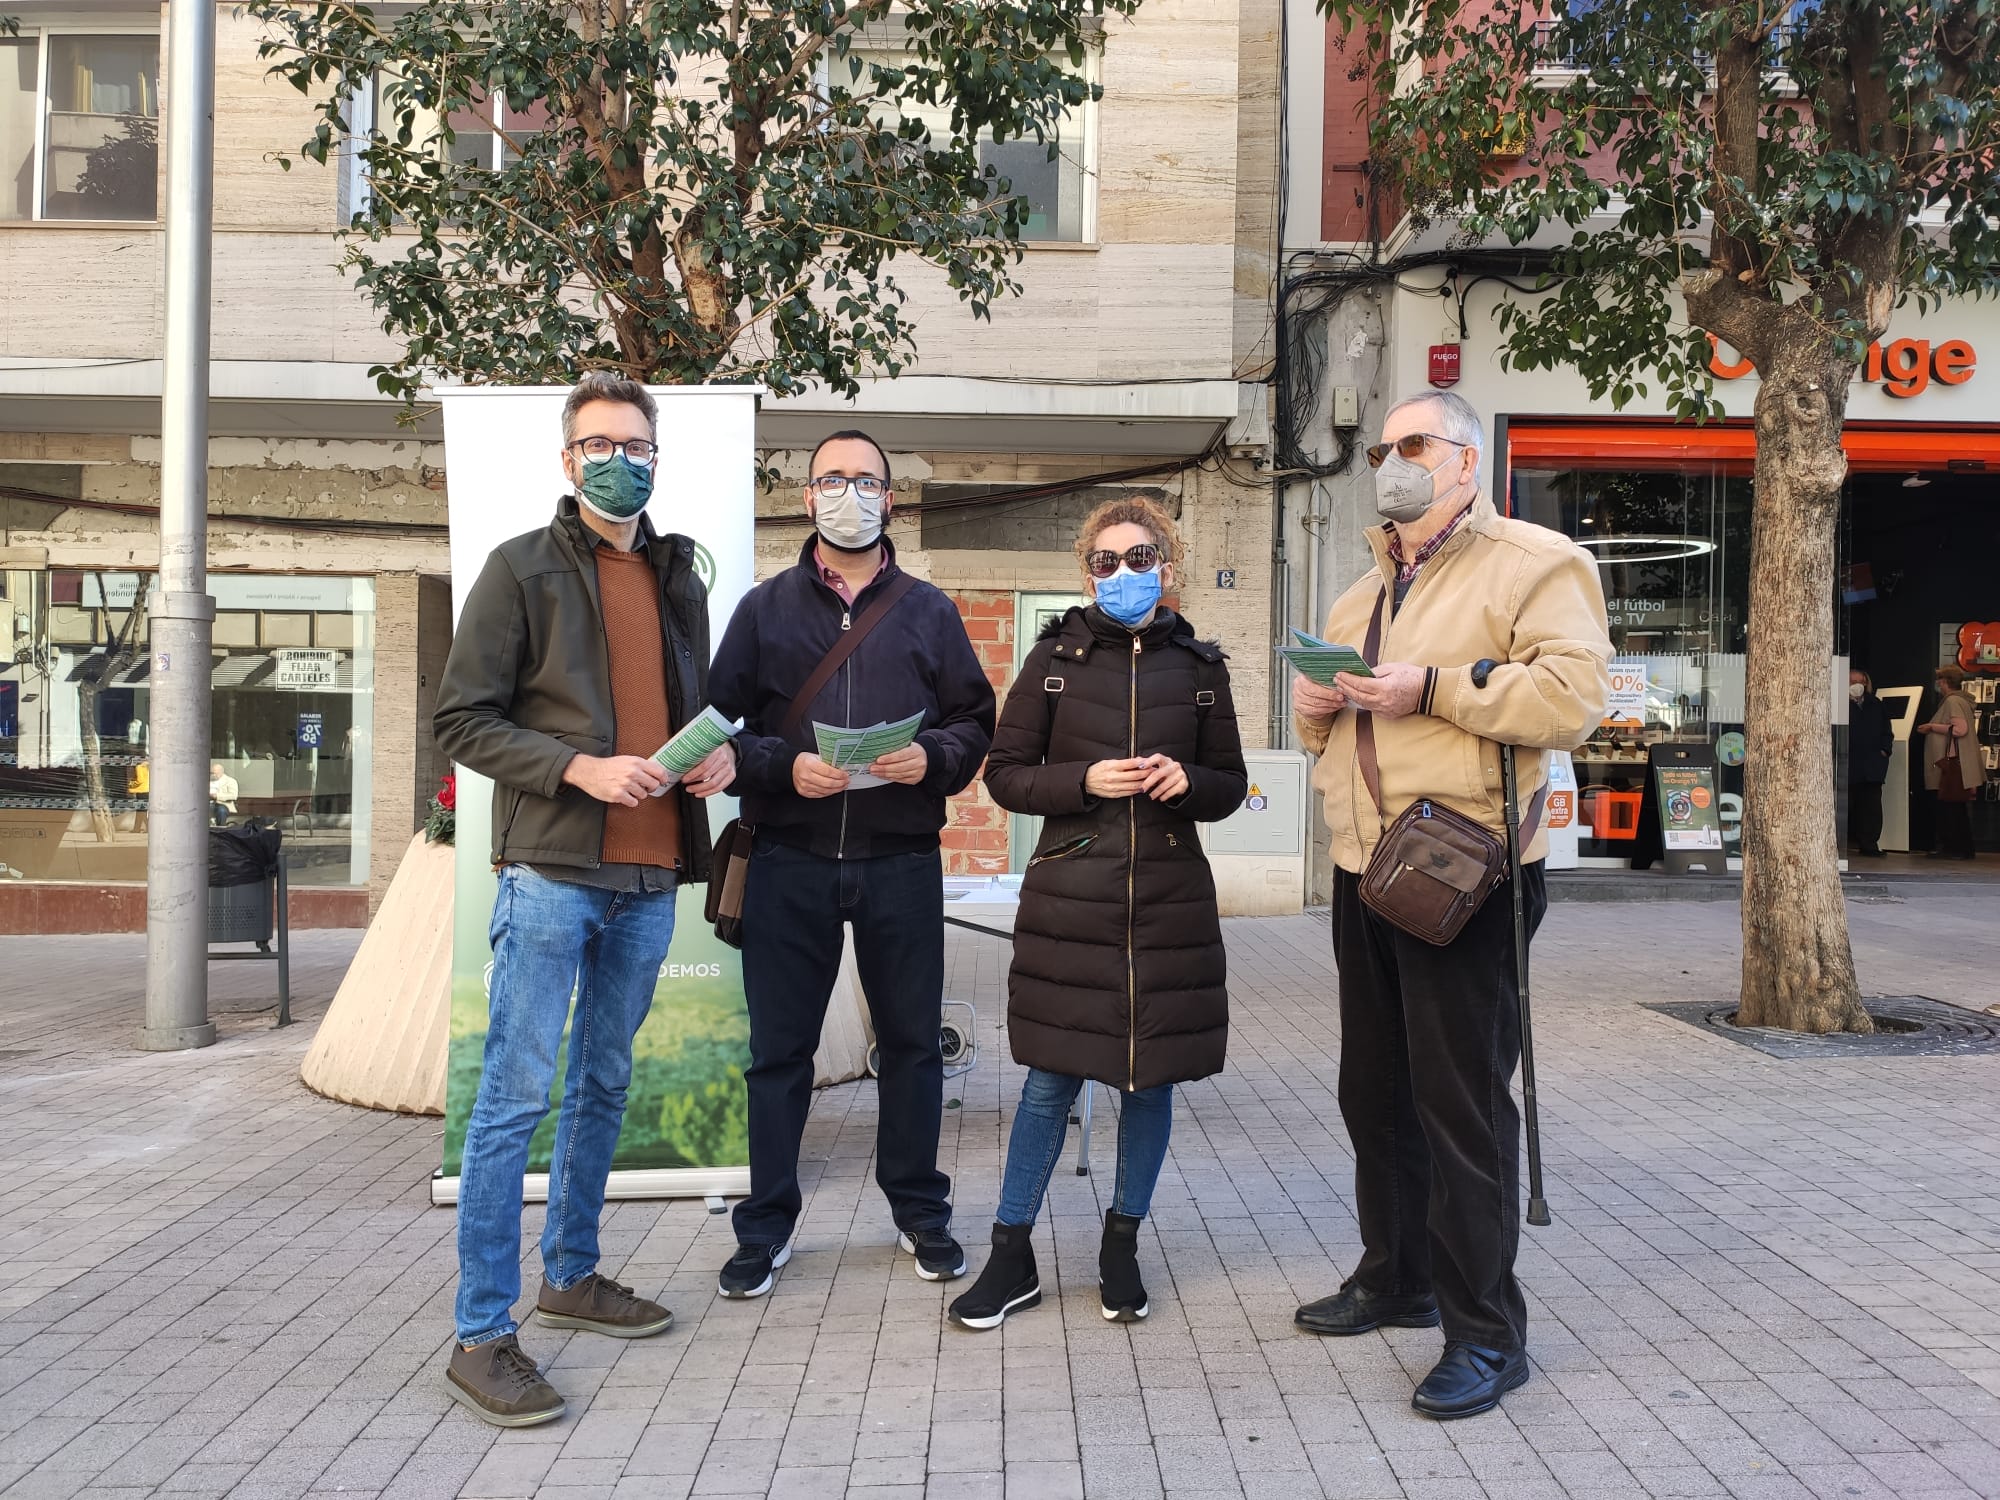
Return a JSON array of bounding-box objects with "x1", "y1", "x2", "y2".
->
[{"x1": 0, "y1": 890, "x2": 1997, "y2": 1500}]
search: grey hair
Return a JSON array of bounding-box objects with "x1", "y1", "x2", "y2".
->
[
  {"x1": 562, "y1": 372, "x2": 658, "y2": 444},
  {"x1": 1383, "y1": 389, "x2": 1485, "y2": 467}
]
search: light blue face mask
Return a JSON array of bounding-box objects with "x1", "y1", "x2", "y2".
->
[
  {"x1": 1095, "y1": 565, "x2": 1162, "y2": 627},
  {"x1": 577, "y1": 453, "x2": 655, "y2": 521}
]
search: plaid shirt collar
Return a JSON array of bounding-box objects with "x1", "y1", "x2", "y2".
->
[
  {"x1": 1386, "y1": 502, "x2": 1473, "y2": 585},
  {"x1": 816, "y1": 544, "x2": 886, "y2": 605}
]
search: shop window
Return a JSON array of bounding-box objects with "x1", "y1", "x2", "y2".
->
[
  {"x1": 0, "y1": 570, "x2": 376, "y2": 888},
  {"x1": 0, "y1": 30, "x2": 160, "y2": 222},
  {"x1": 1513, "y1": 462, "x2": 1755, "y2": 861}
]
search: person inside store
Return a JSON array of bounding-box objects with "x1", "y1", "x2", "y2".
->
[
  {"x1": 1847, "y1": 670, "x2": 1894, "y2": 857},
  {"x1": 949, "y1": 497, "x2": 1247, "y2": 1332},
  {"x1": 1289, "y1": 389, "x2": 1611, "y2": 1419},
  {"x1": 209, "y1": 762, "x2": 239, "y2": 826},
  {"x1": 1918, "y1": 663, "x2": 1984, "y2": 859},
  {"x1": 432, "y1": 372, "x2": 738, "y2": 1428},
  {"x1": 706, "y1": 428, "x2": 996, "y2": 1303}
]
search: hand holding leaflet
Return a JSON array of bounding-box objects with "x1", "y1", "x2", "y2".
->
[
  {"x1": 648, "y1": 705, "x2": 742, "y2": 793},
  {"x1": 1281, "y1": 628, "x2": 1375, "y2": 685},
  {"x1": 813, "y1": 711, "x2": 927, "y2": 790}
]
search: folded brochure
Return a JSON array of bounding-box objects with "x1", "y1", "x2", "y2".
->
[
  {"x1": 1281, "y1": 628, "x2": 1374, "y2": 684},
  {"x1": 647, "y1": 705, "x2": 741, "y2": 793},
  {"x1": 813, "y1": 710, "x2": 927, "y2": 790}
]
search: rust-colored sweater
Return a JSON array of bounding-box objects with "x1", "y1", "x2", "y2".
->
[{"x1": 595, "y1": 546, "x2": 682, "y2": 869}]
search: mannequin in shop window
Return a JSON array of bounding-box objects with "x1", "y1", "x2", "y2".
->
[
  {"x1": 1847, "y1": 670, "x2": 1894, "y2": 858},
  {"x1": 1918, "y1": 665, "x2": 1984, "y2": 859}
]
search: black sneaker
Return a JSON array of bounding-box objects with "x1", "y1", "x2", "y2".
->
[
  {"x1": 445, "y1": 1334, "x2": 564, "y2": 1428},
  {"x1": 948, "y1": 1223, "x2": 1040, "y2": 1331},
  {"x1": 898, "y1": 1227, "x2": 967, "y2": 1281},
  {"x1": 717, "y1": 1239, "x2": 791, "y2": 1300}
]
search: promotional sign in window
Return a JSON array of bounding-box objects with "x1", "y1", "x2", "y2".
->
[
  {"x1": 1654, "y1": 763, "x2": 1724, "y2": 851},
  {"x1": 1604, "y1": 661, "x2": 1649, "y2": 727}
]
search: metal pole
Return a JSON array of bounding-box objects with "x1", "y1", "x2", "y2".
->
[
  {"x1": 139, "y1": 0, "x2": 218, "y2": 1051},
  {"x1": 1500, "y1": 743, "x2": 1552, "y2": 1227}
]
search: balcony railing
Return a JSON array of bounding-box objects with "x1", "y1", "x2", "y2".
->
[{"x1": 1530, "y1": 20, "x2": 1803, "y2": 74}]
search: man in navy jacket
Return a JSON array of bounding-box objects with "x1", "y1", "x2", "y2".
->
[{"x1": 707, "y1": 430, "x2": 996, "y2": 1299}]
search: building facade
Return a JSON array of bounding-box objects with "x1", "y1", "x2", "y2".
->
[
  {"x1": 1275, "y1": 4, "x2": 1998, "y2": 895},
  {"x1": 0, "y1": 0, "x2": 1284, "y2": 928}
]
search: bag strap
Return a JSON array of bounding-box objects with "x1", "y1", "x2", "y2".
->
[
  {"x1": 1352, "y1": 581, "x2": 1549, "y2": 848},
  {"x1": 779, "y1": 570, "x2": 920, "y2": 740}
]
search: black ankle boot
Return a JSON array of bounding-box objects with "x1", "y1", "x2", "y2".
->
[
  {"x1": 948, "y1": 1223, "x2": 1040, "y2": 1331},
  {"x1": 1098, "y1": 1211, "x2": 1149, "y2": 1322}
]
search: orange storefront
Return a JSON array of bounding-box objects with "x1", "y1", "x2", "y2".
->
[{"x1": 1494, "y1": 414, "x2": 2000, "y2": 861}]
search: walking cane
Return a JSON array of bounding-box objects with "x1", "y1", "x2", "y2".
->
[{"x1": 1473, "y1": 659, "x2": 1552, "y2": 1228}]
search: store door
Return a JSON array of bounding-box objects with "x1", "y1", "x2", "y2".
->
[{"x1": 1007, "y1": 591, "x2": 1088, "y2": 871}]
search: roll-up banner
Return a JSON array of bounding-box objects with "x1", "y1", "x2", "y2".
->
[{"x1": 432, "y1": 386, "x2": 757, "y2": 1206}]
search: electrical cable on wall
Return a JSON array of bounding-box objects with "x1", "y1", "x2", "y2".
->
[{"x1": 1271, "y1": 249, "x2": 1553, "y2": 480}]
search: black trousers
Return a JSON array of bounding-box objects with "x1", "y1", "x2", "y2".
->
[
  {"x1": 1848, "y1": 781, "x2": 1884, "y2": 853},
  {"x1": 733, "y1": 837, "x2": 951, "y2": 1249},
  {"x1": 1935, "y1": 795, "x2": 1975, "y2": 858},
  {"x1": 1331, "y1": 860, "x2": 1547, "y2": 1353}
]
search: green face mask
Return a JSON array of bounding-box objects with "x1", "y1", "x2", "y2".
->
[{"x1": 577, "y1": 454, "x2": 654, "y2": 521}]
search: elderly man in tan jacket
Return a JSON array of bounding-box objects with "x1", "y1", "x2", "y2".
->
[{"x1": 1290, "y1": 390, "x2": 1611, "y2": 1420}]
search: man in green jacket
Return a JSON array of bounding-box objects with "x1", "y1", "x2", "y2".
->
[{"x1": 433, "y1": 373, "x2": 737, "y2": 1427}]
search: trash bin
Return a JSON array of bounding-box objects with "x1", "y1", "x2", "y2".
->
[
  {"x1": 209, "y1": 823, "x2": 282, "y2": 942},
  {"x1": 206, "y1": 823, "x2": 292, "y2": 1024}
]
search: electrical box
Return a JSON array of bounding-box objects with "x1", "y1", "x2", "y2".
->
[
  {"x1": 1332, "y1": 386, "x2": 1360, "y2": 429},
  {"x1": 1200, "y1": 750, "x2": 1311, "y2": 915}
]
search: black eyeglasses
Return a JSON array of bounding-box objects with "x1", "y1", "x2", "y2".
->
[
  {"x1": 809, "y1": 475, "x2": 888, "y2": 502},
  {"x1": 1364, "y1": 433, "x2": 1466, "y2": 468},
  {"x1": 1084, "y1": 544, "x2": 1163, "y2": 579},
  {"x1": 571, "y1": 436, "x2": 658, "y2": 464}
]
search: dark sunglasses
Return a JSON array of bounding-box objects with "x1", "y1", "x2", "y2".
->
[
  {"x1": 1085, "y1": 544, "x2": 1163, "y2": 579},
  {"x1": 1364, "y1": 433, "x2": 1466, "y2": 468}
]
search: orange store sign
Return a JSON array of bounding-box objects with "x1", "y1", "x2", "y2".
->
[{"x1": 1707, "y1": 334, "x2": 1976, "y2": 398}]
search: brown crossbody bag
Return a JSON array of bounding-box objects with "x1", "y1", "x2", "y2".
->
[
  {"x1": 1353, "y1": 585, "x2": 1545, "y2": 946},
  {"x1": 706, "y1": 572, "x2": 919, "y2": 947}
]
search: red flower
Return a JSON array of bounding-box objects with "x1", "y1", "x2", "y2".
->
[{"x1": 437, "y1": 774, "x2": 457, "y2": 811}]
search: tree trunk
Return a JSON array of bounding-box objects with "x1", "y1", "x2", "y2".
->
[
  {"x1": 78, "y1": 574, "x2": 151, "y2": 845},
  {"x1": 1735, "y1": 352, "x2": 1871, "y2": 1034}
]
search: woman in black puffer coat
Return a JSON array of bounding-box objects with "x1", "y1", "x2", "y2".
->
[{"x1": 948, "y1": 497, "x2": 1246, "y2": 1332}]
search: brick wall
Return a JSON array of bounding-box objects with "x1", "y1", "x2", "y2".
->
[{"x1": 942, "y1": 589, "x2": 1015, "y2": 876}]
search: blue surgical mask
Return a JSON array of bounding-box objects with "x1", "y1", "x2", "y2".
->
[
  {"x1": 577, "y1": 453, "x2": 654, "y2": 521},
  {"x1": 1095, "y1": 566, "x2": 1162, "y2": 628}
]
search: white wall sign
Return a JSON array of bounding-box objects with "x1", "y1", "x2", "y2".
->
[{"x1": 274, "y1": 648, "x2": 338, "y2": 689}]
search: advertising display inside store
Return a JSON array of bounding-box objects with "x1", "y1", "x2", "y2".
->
[
  {"x1": 1507, "y1": 422, "x2": 1999, "y2": 863},
  {"x1": 0, "y1": 571, "x2": 376, "y2": 886}
]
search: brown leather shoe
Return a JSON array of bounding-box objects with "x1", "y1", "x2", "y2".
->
[
  {"x1": 535, "y1": 1272, "x2": 673, "y2": 1338},
  {"x1": 445, "y1": 1335, "x2": 564, "y2": 1428}
]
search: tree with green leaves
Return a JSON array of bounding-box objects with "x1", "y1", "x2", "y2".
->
[
  {"x1": 248, "y1": 0, "x2": 1130, "y2": 402},
  {"x1": 1320, "y1": 0, "x2": 2000, "y2": 1033}
]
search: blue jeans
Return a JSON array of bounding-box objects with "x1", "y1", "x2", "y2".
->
[
  {"x1": 996, "y1": 1068, "x2": 1173, "y2": 1226},
  {"x1": 733, "y1": 839, "x2": 951, "y2": 1248},
  {"x1": 455, "y1": 865, "x2": 677, "y2": 1346}
]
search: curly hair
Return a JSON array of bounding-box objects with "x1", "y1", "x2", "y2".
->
[{"x1": 1073, "y1": 494, "x2": 1183, "y2": 574}]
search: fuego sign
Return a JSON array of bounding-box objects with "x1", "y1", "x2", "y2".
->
[{"x1": 1708, "y1": 334, "x2": 1975, "y2": 398}]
